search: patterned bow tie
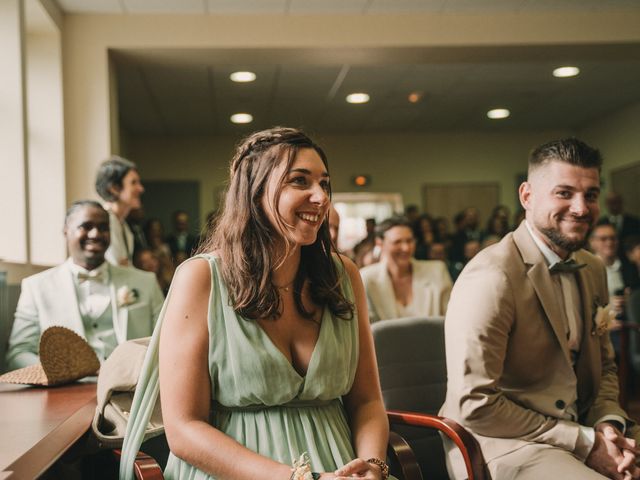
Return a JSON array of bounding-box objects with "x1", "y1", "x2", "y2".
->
[
  {"x1": 549, "y1": 259, "x2": 586, "y2": 274},
  {"x1": 77, "y1": 270, "x2": 105, "y2": 284}
]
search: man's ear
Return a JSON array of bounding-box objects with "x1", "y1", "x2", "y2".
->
[{"x1": 518, "y1": 182, "x2": 531, "y2": 210}]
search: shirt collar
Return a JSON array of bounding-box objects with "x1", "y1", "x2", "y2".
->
[{"x1": 67, "y1": 258, "x2": 109, "y2": 279}]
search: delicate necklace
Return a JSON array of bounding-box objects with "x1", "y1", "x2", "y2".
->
[{"x1": 275, "y1": 280, "x2": 295, "y2": 292}]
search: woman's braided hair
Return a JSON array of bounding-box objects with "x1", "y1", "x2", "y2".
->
[{"x1": 198, "y1": 127, "x2": 354, "y2": 322}]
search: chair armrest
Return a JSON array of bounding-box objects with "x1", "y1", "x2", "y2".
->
[
  {"x1": 113, "y1": 449, "x2": 164, "y2": 480},
  {"x1": 387, "y1": 430, "x2": 423, "y2": 480},
  {"x1": 387, "y1": 410, "x2": 487, "y2": 480}
]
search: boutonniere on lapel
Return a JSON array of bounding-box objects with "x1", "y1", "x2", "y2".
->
[
  {"x1": 591, "y1": 299, "x2": 612, "y2": 336},
  {"x1": 117, "y1": 286, "x2": 139, "y2": 307}
]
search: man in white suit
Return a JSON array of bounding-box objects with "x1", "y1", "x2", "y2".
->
[
  {"x1": 440, "y1": 138, "x2": 640, "y2": 479},
  {"x1": 6, "y1": 200, "x2": 164, "y2": 370}
]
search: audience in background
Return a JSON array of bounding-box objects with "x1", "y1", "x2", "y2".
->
[
  {"x1": 603, "y1": 192, "x2": 640, "y2": 252},
  {"x1": 166, "y1": 210, "x2": 198, "y2": 266},
  {"x1": 623, "y1": 235, "x2": 640, "y2": 291},
  {"x1": 450, "y1": 207, "x2": 482, "y2": 263},
  {"x1": 328, "y1": 204, "x2": 340, "y2": 246},
  {"x1": 360, "y1": 216, "x2": 452, "y2": 322},
  {"x1": 353, "y1": 217, "x2": 377, "y2": 268},
  {"x1": 413, "y1": 214, "x2": 435, "y2": 260},
  {"x1": 126, "y1": 207, "x2": 148, "y2": 255},
  {"x1": 5, "y1": 201, "x2": 163, "y2": 370},
  {"x1": 95, "y1": 156, "x2": 145, "y2": 267}
]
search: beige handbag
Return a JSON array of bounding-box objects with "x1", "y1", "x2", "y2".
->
[{"x1": 91, "y1": 337, "x2": 164, "y2": 448}]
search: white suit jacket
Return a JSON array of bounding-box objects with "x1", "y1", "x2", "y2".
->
[
  {"x1": 6, "y1": 260, "x2": 164, "y2": 370},
  {"x1": 360, "y1": 258, "x2": 452, "y2": 322},
  {"x1": 105, "y1": 209, "x2": 134, "y2": 266}
]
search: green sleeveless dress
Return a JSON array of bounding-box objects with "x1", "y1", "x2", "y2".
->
[{"x1": 121, "y1": 255, "x2": 359, "y2": 480}]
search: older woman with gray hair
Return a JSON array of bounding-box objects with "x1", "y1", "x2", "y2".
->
[{"x1": 95, "y1": 156, "x2": 145, "y2": 266}]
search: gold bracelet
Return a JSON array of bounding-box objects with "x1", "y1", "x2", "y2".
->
[{"x1": 366, "y1": 457, "x2": 389, "y2": 480}]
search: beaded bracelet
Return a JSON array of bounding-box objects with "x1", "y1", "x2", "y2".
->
[{"x1": 366, "y1": 457, "x2": 390, "y2": 480}]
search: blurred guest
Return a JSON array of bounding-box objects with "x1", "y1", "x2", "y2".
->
[
  {"x1": 404, "y1": 204, "x2": 419, "y2": 224},
  {"x1": 133, "y1": 247, "x2": 172, "y2": 295},
  {"x1": 127, "y1": 207, "x2": 148, "y2": 255},
  {"x1": 6, "y1": 201, "x2": 163, "y2": 370},
  {"x1": 144, "y1": 218, "x2": 175, "y2": 291},
  {"x1": 589, "y1": 224, "x2": 634, "y2": 354},
  {"x1": 601, "y1": 192, "x2": 640, "y2": 255},
  {"x1": 450, "y1": 239, "x2": 481, "y2": 282},
  {"x1": 483, "y1": 210, "x2": 510, "y2": 241},
  {"x1": 360, "y1": 216, "x2": 452, "y2": 322},
  {"x1": 328, "y1": 204, "x2": 340, "y2": 246},
  {"x1": 623, "y1": 235, "x2": 640, "y2": 291},
  {"x1": 428, "y1": 242, "x2": 448, "y2": 262},
  {"x1": 512, "y1": 208, "x2": 526, "y2": 231},
  {"x1": 166, "y1": 210, "x2": 198, "y2": 265},
  {"x1": 433, "y1": 216, "x2": 452, "y2": 251},
  {"x1": 450, "y1": 207, "x2": 482, "y2": 263},
  {"x1": 414, "y1": 214, "x2": 435, "y2": 260},
  {"x1": 95, "y1": 156, "x2": 145, "y2": 266},
  {"x1": 353, "y1": 217, "x2": 376, "y2": 268}
]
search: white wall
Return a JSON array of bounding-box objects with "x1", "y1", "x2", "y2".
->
[
  {"x1": 127, "y1": 129, "x2": 570, "y2": 225},
  {"x1": 579, "y1": 100, "x2": 640, "y2": 187}
]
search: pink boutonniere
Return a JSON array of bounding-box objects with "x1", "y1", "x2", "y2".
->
[{"x1": 117, "y1": 286, "x2": 139, "y2": 307}]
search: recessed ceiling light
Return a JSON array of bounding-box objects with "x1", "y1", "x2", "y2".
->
[
  {"x1": 553, "y1": 66, "x2": 580, "y2": 78},
  {"x1": 230, "y1": 71, "x2": 256, "y2": 83},
  {"x1": 346, "y1": 93, "x2": 370, "y2": 104},
  {"x1": 230, "y1": 113, "x2": 253, "y2": 124},
  {"x1": 408, "y1": 92, "x2": 423, "y2": 103},
  {"x1": 487, "y1": 108, "x2": 510, "y2": 120}
]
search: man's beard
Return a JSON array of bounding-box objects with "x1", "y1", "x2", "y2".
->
[{"x1": 539, "y1": 225, "x2": 588, "y2": 253}]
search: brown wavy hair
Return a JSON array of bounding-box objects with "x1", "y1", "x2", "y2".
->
[{"x1": 198, "y1": 127, "x2": 354, "y2": 322}]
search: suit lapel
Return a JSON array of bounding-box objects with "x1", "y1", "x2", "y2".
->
[
  {"x1": 574, "y1": 254, "x2": 600, "y2": 411},
  {"x1": 109, "y1": 265, "x2": 128, "y2": 344},
  {"x1": 56, "y1": 263, "x2": 86, "y2": 337},
  {"x1": 371, "y1": 261, "x2": 398, "y2": 320},
  {"x1": 513, "y1": 224, "x2": 572, "y2": 366}
]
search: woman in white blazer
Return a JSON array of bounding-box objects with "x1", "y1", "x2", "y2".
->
[{"x1": 360, "y1": 216, "x2": 452, "y2": 322}]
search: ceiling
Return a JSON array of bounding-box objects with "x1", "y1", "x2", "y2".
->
[
  {"x1": 57, "y1": 0, "x2": 640, "y2": 136},
  {"x1": 56, "y1": 0, "x2": 640, "y2": 15}
]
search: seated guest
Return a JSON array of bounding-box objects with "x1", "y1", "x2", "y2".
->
[
  {"x1": 6, "y1": 201, "x2": 164, "y2": 371},
  {"x1": 623, "y1": 235, "x2": 640, "y2": 291},
  {"x1": 414, "y1": 214, "x2": 435, "y2": 260},
  {"x1": 360, "y1": 216, "x2": 452, "y2": 322},
  {"x1": 590, "y1": 224, "x2": 636, "y2": 318},
  {"x1": 440, "y1": 138, "x2": 640, "y2": 479},
  {"x1": 120, "y1": 127, "x2": 390, "y2": 480},
  {"x1": 133, "y1": 247, "x2": 173, "y2": 295},
  {"x1": 604, "y1": 192, "x2": 640, "y2": 252},
  {"x1": 328, "y1": 203, "x2": 341, "y2": 246},
  {"x1": 166, "y1": 210, "x2": 198, "y2": 266},
  {"x1": 95, "y1": 156, "x2": 145, "y2": 266},
  {"x1": 353, "y1": 217, "x2": 377, "y2": 268}
]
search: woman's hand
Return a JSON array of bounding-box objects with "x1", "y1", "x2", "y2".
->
[{"x1": 333, "y1": 458, "x2": 383, "y2": 479}]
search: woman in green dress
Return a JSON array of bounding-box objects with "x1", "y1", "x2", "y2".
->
[{"x1": 122, "y1": 127, "x2": 390, "y2": 480}]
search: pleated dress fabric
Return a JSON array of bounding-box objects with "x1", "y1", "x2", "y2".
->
[{"x1": 158, "y1": 255, "x2": 360, "y2": 479}]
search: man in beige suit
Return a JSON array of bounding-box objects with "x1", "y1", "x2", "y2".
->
[{"x1": 440, "y1": 138, "x2": 640, "y2": 479}]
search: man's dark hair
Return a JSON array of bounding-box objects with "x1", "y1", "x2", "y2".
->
[
  {"x1": 95, "y1": 155, "x2": 137, "y2": 202},
  {"x1": 375, "y1": 216, "x2": 413, "y2": 240},
  {"x1": 65, "y1": 200, "x2": 107, "y2": 225},
  {"x1": 528, "y1": 137, "x2": 602, "y2": 176}
]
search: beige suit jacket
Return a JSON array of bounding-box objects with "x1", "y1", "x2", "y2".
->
[
  {"x1": 439, "y1": 222, "x2": 638, "y2": 473},
  {"x1": 360, "y1": 258, "x2": 452, "y2": 322}
]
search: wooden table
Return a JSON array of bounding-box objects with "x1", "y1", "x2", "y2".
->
[{"x1": 0, "y1": 381, "x2": 97, "y2": 479}]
